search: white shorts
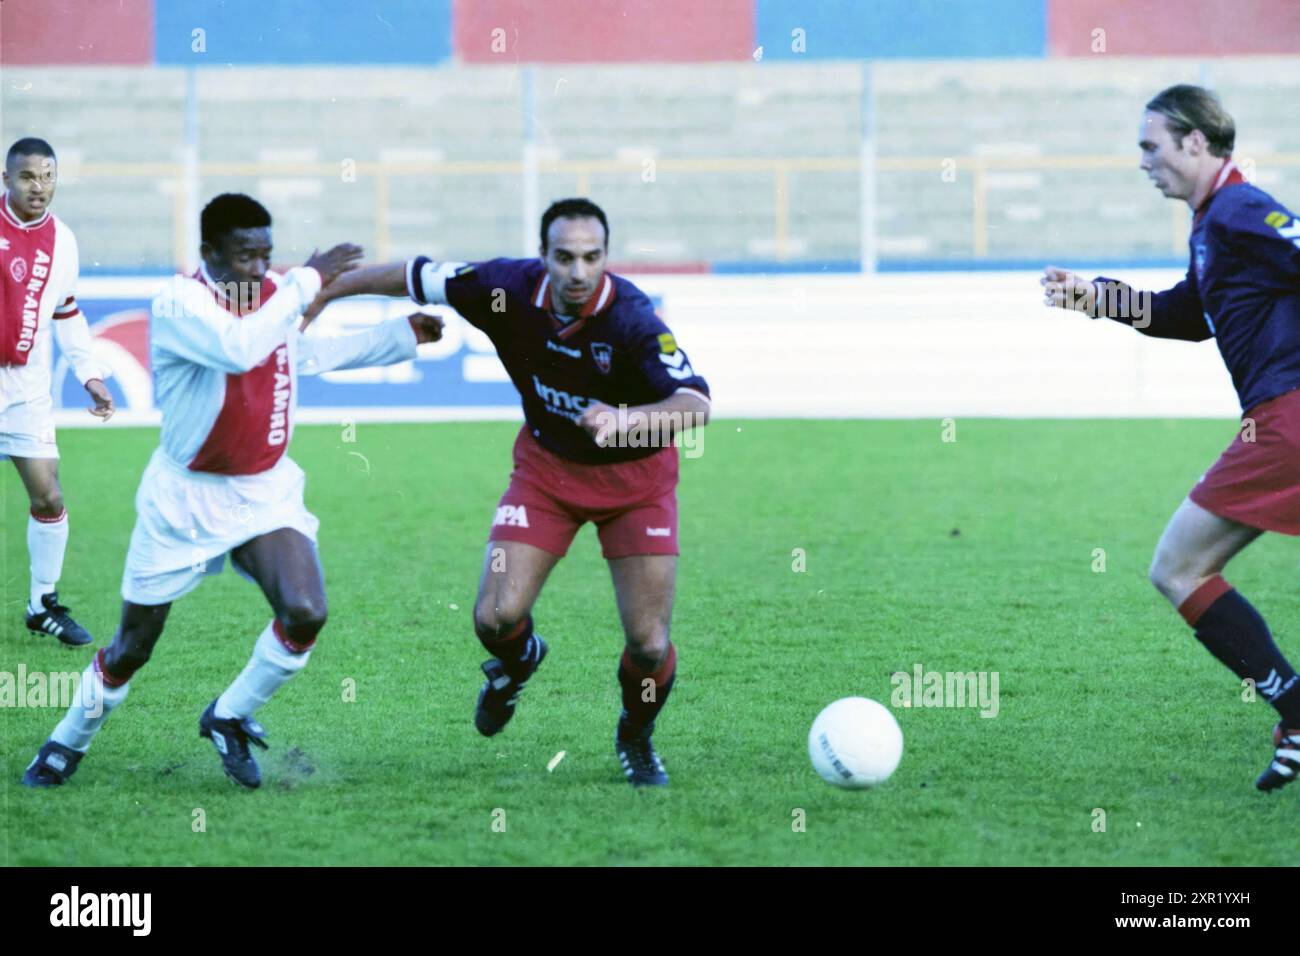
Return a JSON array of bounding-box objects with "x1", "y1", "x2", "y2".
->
[
  {"x1": 0, "y1": 394, "x2": 58, "y2": 460},
  {"x1": 121, "y1": 448, "x2": 320, "y2": 605}
]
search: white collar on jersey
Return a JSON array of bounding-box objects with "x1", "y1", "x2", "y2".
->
[
  {"x1": 197, "y1": 261, "x2": 221, "y2": 288},
  {"x1": 1, "y1": 191, "x2": 51, "y2": 230}
]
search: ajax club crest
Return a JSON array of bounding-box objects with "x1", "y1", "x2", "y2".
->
[{"x1": 10, "y1": 256, "x2": 28, "y2": 283}]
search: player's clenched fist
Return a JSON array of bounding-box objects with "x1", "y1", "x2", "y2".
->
[
  {"x1": 1041, "y1": 266, "x2": 1096, "y2": 314},
  {"x1": 577, "y1": 401, "x2": 619, "y2": 447},
  {"x1": 305, "y1": 243, "x2": 364, "y2": 287},
  {"x1": 407, "y1": 312, "x2": 444, "y2": 345}
]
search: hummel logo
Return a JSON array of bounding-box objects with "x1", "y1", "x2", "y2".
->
[
  {"x1": 659, "y1": 350, "x2": 694, "y2": 380},
  {"x1": 546, "y1": 339, "x2": 581, "y2": 358},
  {"x1": 659, "y1": 351, "x2": 687, "y2": 369},
  {"x1": 1260, "y1": 670, "x2": 1283, "y2": 699}
]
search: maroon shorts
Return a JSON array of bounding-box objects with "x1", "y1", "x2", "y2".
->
[
  {"x1": 487, "y1": 426, "x2": 680, "y2": 559},
  {"x1": 1190, "y1": 388, "x2": 1300, "y2": 535}
]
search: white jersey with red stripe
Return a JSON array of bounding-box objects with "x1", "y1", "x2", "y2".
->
[
  {"x1": 149, "y1": 263, "x2": 418, "y2": 474},
  {"x1": 0, "y1": 194, "x2": 103, "y2": 411}
]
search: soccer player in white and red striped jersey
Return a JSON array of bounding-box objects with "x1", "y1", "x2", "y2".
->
[
  {"x1": 1, "y1": 138, "x2": 115, "y2": 646},
  {"x1": 22, "y1": 193, "x2": 443, "y2": 789}
]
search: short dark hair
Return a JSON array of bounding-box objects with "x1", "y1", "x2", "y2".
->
[
  {"x1": 201, "y1": 193, "x2": 272, "y2": 246},
  {"x1": 540, "y1": 198, "x2": 609, "y2": 251},
  {"x1": 1146, "y1": 85, "x2": 1235, "y2": 157},
  {"x1": 6, "y1": 137, "x2": 56, "y2": 166}
]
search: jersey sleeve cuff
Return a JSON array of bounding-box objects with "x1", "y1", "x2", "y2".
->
[
  {"x1": 288, "y1": 266, "x2": 323, "y2": 305},
  {"x1": 674, "y1": 386, "x2": 712, "y2": 405},
  {"x1": 407, "y1": 256, "x2": 432, "y2": 305},
  {"x1": 409, "y1": 259, "x2": 462, "y2": 306}
]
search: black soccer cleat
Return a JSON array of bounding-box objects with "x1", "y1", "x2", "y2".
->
[
  {"x1": 26, "y1": 591, "x2": 93, "y2": 647},
  {"x1": 615, "y1": 713, "x2": 669, "y2": 788},
  {"x1": 474, "y1": 635, "x2": 548, "y2": 737},
  {"x1": 21, "y1": 740, "x2": 85, "y2": 788},
  {"x1": 1256, "y1": 723, "x2": 1300, "y2": 792},
  {"x1": 199, "y1": 699, "x2": 269, "y2": 789}
]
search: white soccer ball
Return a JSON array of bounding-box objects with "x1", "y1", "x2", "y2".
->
[{"x1": 808, "y1": 697, "x2": 903, "y2": 788}]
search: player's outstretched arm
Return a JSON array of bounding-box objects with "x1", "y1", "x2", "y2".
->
[
  {"x1": 578, "y1": 389, "x2": 711, "y2": 448},
  {"x1": 154, "y1": 243, "x2": 361, "y2": 373},
  {"x1": 1041, "y1": 265, "x2": 1211, "y2": 342},
  {"x1": 302, "y1": 257, "x2": 472, "y2": 328},
  {"x1": 296, "y1": 312, "x2": 443, "y2": 377},
  {"x1": 301, "y1": 261, "x2": 409, "y2": 326},
  {"x1": 1041, "y1": 266, "x2": 1102, "y2": 315}
]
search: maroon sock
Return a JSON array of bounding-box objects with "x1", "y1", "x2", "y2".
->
[
  {"x1": 618, "y1": 643, "x2": 676, "y2": 731},
  {"x1": 94, "y1": 648, "x2": 133, "y2": 688},
  {"x1": 480, "y1": 615, "x2": 536, "y2": 673}
]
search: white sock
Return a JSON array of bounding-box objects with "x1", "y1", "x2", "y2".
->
[
  {"x1": 215, "y1": 621, "x2": 311, "y2": 720},
  {"x1": 50, "y1": 657, "x2": 130, "y2": 752},
  {"x1": 28, "y1": 509, "x2": 68, "y2": 609}
]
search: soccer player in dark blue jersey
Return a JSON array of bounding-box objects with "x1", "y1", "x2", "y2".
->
[
  {"x1": 1043, "y1": 85, "x2": 1300, "y2": 790},
  {"x1": 314, "y1": 199, "x2": 710, "y2": 786}
]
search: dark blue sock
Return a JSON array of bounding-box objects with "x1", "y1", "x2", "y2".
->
[{"x1": 1188, "y1": 585, "x2": 1300, "y2": 725}]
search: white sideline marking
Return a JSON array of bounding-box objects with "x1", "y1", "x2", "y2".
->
[{"x1": 547, "y1": 751, "x2": 566, "y2": 773}]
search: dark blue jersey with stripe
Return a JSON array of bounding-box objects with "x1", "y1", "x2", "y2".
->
[
  {"x1": 434, "y1": 257, "x2": 710, "y2": 463},
  {"x1": 1095, "y1": 167, "x2": 1300, "y2": 414}
]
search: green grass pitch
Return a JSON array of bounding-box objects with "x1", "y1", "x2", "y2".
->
[{"x1": 2, "y1": 419, "x2": 1297, "y2": 866}]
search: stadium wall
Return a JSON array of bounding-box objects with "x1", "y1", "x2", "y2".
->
[
  {"x1": 54, "y1": 271, "x2": 1238, "y2": 427},
  {"x1": 6, "y1": 58, "x2": 1299, "y2": 275},
  {"x1": 3, "y1": 0, "x2": 1295, "y2": 65}
]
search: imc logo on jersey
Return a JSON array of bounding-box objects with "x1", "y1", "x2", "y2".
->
[
  {"x1": 267, "y1": 346, "x2": 290, "y2": 446},
  {"x1": 532, "y1": 374, "x2": 593, "y2": 421},
  {"x1": 493, "y1": 504, "x2": 529, "y2": 528}
]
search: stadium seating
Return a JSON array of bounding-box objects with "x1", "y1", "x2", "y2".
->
[{"x1": 2, "y1": 59, "x2": 1298, "y2": 271}]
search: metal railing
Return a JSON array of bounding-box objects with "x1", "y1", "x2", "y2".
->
[{"x1": 66, "y1": 152, "x2": 1300, "y2": 270}]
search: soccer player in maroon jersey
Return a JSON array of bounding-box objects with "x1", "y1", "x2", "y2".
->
[
  {"x1": 22, "y1": 193, "x2": 444, "y2": 789},
  {"x1": 313, "y1": 198, "x2": 711, "y2": 786},
  {"x1": 1, "y1": 137, "x2": 115, "y2": 646},
  {"x1": 1043, "y1": 86, "x2": 1300, "y2": 790}
]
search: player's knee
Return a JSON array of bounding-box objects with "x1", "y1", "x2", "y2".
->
[
  {"x1": 279, "y1": 597, "x2": 328, "y2": 642},
  {"x1": 474, "y1": 600, "x2": 528, "y2": 640},
  {"x1": 624, "y1": 623, "x2": 670, "y2": 669},
  {"x1": 29, "y1": 489, "x2": 63, "y2": 517},
  {"x1": 103, "y1": 637, "x2": 155, "y2": 683},
  {"x1": 1149, "y1": 553, "x2": 1199, "y2": 605}
]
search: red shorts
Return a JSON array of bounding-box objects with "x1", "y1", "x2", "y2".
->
[
  {"x1": 1190, "y1": 388, "x2": 1300, "y2": 535},
  {"x1": 487, "y1": 426, "x2": 680, "y2": 559}
]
